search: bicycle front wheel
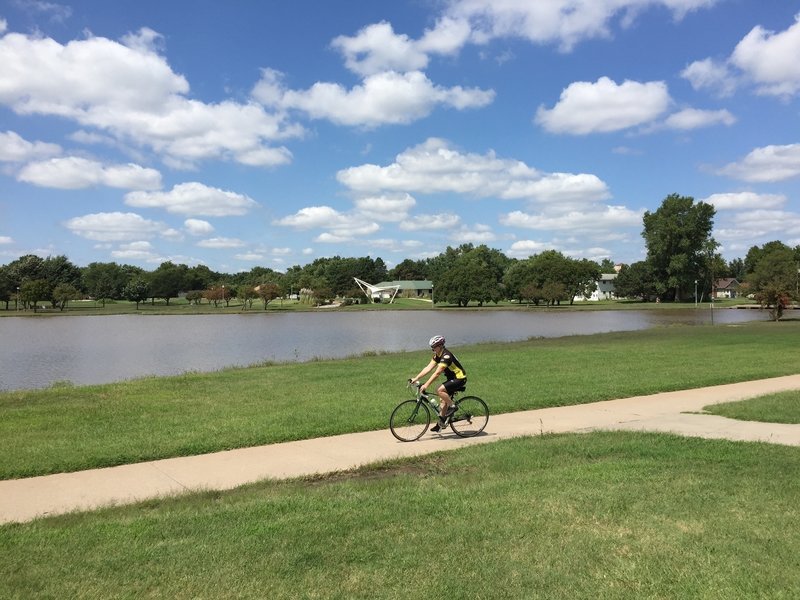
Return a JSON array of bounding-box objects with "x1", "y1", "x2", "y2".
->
[
  {"x1": 390, "y1": 400, "x2": 431, "y2": 442},
  {"x1": 450, "y1": 396, "x2": 489, "y2": 437}
]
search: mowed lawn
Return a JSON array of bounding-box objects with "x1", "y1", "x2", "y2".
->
[
  {"x1": 1, "y1": 321, "x2": 799, "y2": 598},
  {"x1": 1, "y1": 432, "x2": 798, "y2": 599}
]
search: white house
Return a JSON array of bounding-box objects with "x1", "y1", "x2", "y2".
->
[
  {"x1": 714, "y1": 278, "x2": 740, "y2": 299},
  {"x1": 574, "y1": 273, "x2": 618, "y2": 301}
]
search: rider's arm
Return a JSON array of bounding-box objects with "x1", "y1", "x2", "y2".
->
[
  {"x1": 412, "y1": 359, "x2": 437, "y2": 386},
  {"x1": 422, "y1": 363, "x2": 446, "y2": 391}
]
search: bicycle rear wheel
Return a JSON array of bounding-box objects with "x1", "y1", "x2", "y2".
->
[
  {"x1": 390, "y1": 400, "x2": 431, "y2": 442},
  {"x1": 449, "y1": 396, "x2": 489, "y2": 437}
]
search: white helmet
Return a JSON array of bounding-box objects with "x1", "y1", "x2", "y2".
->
[{"x1": 429, "y1": 334, "x2": 445, "y2": 348}]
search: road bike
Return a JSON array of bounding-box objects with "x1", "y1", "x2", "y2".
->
[{"x1": 389, "y1": 381, "x2": 489, "y2": 442}]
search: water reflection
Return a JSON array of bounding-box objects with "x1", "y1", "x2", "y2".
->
[{"x1": 0, "y1": 308, "x2": 766, "y2": 391}]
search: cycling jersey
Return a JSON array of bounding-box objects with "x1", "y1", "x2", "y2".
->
[{"x1": 433, "y1": 348, "x2": 466, "y2": 381}]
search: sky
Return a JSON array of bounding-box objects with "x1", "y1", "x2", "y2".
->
[{"x1": 1, "y1": 0, "x2": 799, "y2": 274}]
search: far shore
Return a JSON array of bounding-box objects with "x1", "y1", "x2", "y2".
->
[{"x1": 0, "y1": 296, "x2": 762, "y2": 317}]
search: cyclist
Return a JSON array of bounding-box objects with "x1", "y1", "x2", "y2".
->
[{"x1": 410, "y1": 335, "x2": 467, "y2": 432}]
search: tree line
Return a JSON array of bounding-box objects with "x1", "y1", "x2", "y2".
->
[{"x1": 1, "y1": 194, "x2": 798, "y2": 315}]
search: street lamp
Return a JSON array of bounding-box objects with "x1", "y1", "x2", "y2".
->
[
  {"x1": 16, "y1": 286, "x2": 19, "y2": 311},
  {"x1": 694, "y1": 280, "x2": 698, "y2": 309},
  {"x1": 221, "y1": 285, "x2": 225, "y2": 308}
]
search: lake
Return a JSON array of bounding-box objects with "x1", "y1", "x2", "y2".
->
[{"x1": 0, "y1": 307, "x2": 766, "y2": 391}]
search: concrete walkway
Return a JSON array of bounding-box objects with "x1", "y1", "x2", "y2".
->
[{"x1": 2, "y1": 374, "x2": 800, "y2": 524}]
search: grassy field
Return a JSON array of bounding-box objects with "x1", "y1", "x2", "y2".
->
[
  {"x1": 0, "y1": 295, "x2": 756, "y2": 316},
  {"x1": 0, "y1": 320, "x2": 799, "y2": 480},
  {"x1": 1, "y1": 432, "x2": 798, "y2": 599},
  {"x1": 1, "y1": 321, "x2": 799, "y2": 598},
  {"x1": 704, "y1": 390, "x2": 800, "y2": 424}
]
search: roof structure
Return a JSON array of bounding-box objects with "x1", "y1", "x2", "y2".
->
[{"x1": 353, "y1": 278, "x2": 401, "y2": 304}]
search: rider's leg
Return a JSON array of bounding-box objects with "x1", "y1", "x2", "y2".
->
[{"x1": 436, "y1": 384, "x2": 452, "y2": 419}]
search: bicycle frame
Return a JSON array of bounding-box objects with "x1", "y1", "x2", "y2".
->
[{"x1": 407, "y1": 381, "x2": 464, "y2": 420}]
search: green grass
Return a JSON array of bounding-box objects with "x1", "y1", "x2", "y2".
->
[
  {"x1": 704, "y1": 390, "x2": 800, "y2": 424},
  {"x1": 1, "y1": 432, "x2": 798, "y2": 599},
  {"x1": 1, "y1": 295, "x2": 758, "y2": 316},
  {"x1": 1, "y1": 320, "x2": 799, "y2": 479}
]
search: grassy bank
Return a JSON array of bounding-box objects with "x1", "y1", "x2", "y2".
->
[
  {"x1": 704, "y1": 390, "x2": 800, "y2": 424},
  {"x1": 0, "y1": 296, "x2": 756, "y2": 316},
  {"x1": 1, "y1": 320, "x2": 799, "y2": 479},
  {"x1": 1, "y1": 432, "x2": 798, "y2": 599}
]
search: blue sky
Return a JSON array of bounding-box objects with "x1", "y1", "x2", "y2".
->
[{"x1": 1, "y1": 0, "x2": 799, "y2": 273}]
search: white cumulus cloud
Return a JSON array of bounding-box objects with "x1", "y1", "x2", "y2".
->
[
  {"x1": 445, "y1": 0, "x2": 719, "y2": 52},
  {"x1": 731, "y1": 14, "x2": 800, "y2": 97},
  {"x1": 125, "y1": 182, "x2": 258, "y2": 216},
  {"x1": 197, "y1": 237, "x2": 246, "y2": 249},
  {"x1": 0, "y1": 27, "x2": 300, "y2": 168},
  {"x1": 717, "y1": 143, "x2": 800, "y2": 182},
  {"x1": 254, "y1": 69, "x2": 494, "y2": 128},
  {"x1": 337, "y1": 137, "x2": 609, "y2": 204},
  {"x1": 18, "y1": 156, "x2": 162, "y2": 190},
  {"x1": 0, "y1": 130, "x2": 61, "y2": 162},
  {"x1": 664, "y1": 108, "x2": 736, "y2": 130},
  {"x1": 701, "y1": 192, "x2": 786, "y2": 210},
  {"x1": 535, "y1": 77, "x2": 672, "y2": 134},
  {"x1": 63, "y1": 211, "x2": 168, "y2": 242},
  {"x1": 684, "y1": 14, "x2": 800, "y2": 99},
  {"x1": 184, "y1": 219, "x2": 215, "y2": 236}
]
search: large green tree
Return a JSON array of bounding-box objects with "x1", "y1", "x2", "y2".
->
[
  {"x1": 148, "y1": 262, "x2": 185, "y2": 305},
  {"x1": 642, "y1": 194, "x2": 716, "y2": 301},
  {"x1": 82, "y1": 262, "x2": 128, "y2": 302},
  {"x1": 432, "y1": 244, "x2": 506, "y2": 306},
  {"x1": 746, "y1": 242, "x2": 798, "y2": 321},
  {"x1": 613, "y1": 261, "x2": 662, "y2": 300}
]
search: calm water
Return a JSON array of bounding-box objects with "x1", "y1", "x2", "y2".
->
[{"x1": 0, "y1": 308, "x2": 766, "y2": 391}]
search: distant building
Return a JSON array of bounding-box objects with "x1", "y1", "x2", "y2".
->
[
  {"x1": 373, "y1": 280, "x2": 433, "y2": 300},
  {"x1": 714, "y1": 278, "x2": 740, "y2": 299},
  {"x1": 354, "y1": 279, "x2": 433, "y2": 303},
  {"x1": 574, "y1": 273, "x2": 618, "y2": 301}
]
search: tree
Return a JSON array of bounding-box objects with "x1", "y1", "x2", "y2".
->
[
  {"x1": 19, "y1": 278, "x2": 50, "y2": 312},
  {"x1": 642, "y1": 194, "x2": 715, "y2": 301},
  {"x1": 528, "y1": 250, "x2": 574, "y2": 305},
  {"x1": 542, "y1": 281, "x2": 568, "y2": 307},
  {"x1": 747, "y1": 243, "x2": 797, "y2": 321},
  {"x1": 82, "y1": 262, "x2": 127, "y2": 303},
  {"x1": 5, "y1": 254, "x2": 44, "y2": 287},
  {"x1": 388, "y1": 258, "x2": 428, "y2": 281},
  {"x1": 52, "y1": 283, "x2": 80, "y2": 311},
  {"x1": 519, "y1": 283, "x2": 544, "y2": 306},
  {"x1": 41, "y1": 255, "x2": 82, "y2": 307},
  {"x1": 599, "y1": 258, "x2": 617, "y2": 272},
  {"x1": 613, "y1": 261, "x2": 662, "y2": 300},
  {"x1": 256, "y1": 282, "x2": 281, "y2": 309},
  {"x1": 238, "y1": 284, "x2": 258, "y2": 310},
  {"x1": 502, "y1": 259, "x2": 531, "y2": 302},
  {"x1": 563, "y1": 258, "x2": 601, "y2": 304},
  {"x1": 184, "y1": 264, "x2": 218, "y2": 291},
  {"x1": 149, "y1": 262, "x2": 185, "y2": 305},
  {"x1": 123, "y1": 278, "x2": 151, "y2": 309},
  {"x1": 431, "y1": 244, "x2": 505, "y2": 306},
  {"x1": 0, "y1": 267, "x2": 14, "y2": 310}
]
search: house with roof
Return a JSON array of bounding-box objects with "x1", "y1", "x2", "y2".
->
[
  {"x1": 574, "y1": 273, "x2": 618, "y2": 301},
  {"x1": 354, "y1": 279, "x2": 433, "y2": 303},
  {"x1": 714, "y1": 278, "x2": 740, "y2": 299}
]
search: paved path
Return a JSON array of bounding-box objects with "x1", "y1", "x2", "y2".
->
[{"x1": 2, "y1": 375, "x2": 799, "y2": 524}]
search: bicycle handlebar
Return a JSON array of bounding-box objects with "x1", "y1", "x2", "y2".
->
[{"x1": 407, "y1": 379, "x2": 426, "y2": 394}]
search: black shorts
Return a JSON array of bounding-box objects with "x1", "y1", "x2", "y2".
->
[{"x1": 443, "y1": 378, "x2": 466, "y2": 396}]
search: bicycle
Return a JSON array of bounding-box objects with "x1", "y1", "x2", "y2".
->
[{"x1": 389, "y1": 381, "x2": 489, "y2": 442}]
